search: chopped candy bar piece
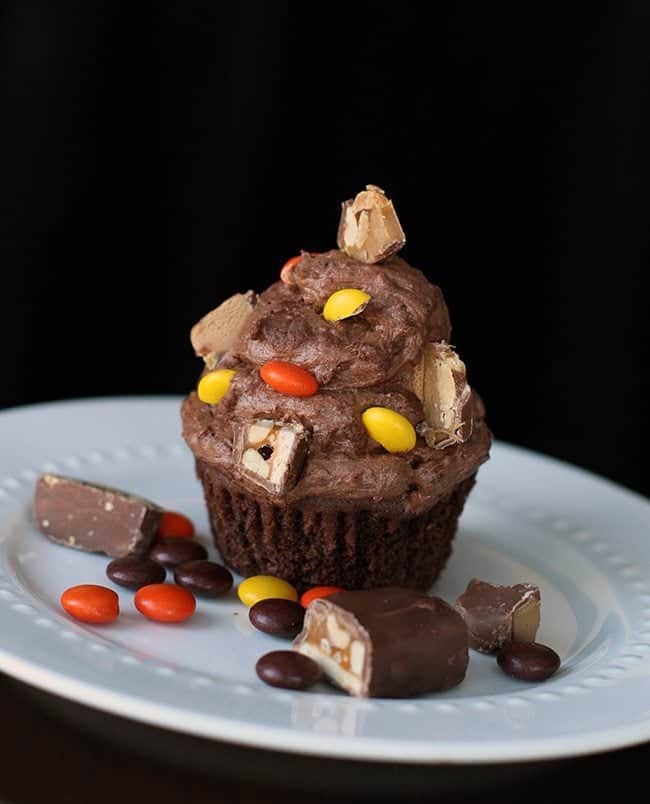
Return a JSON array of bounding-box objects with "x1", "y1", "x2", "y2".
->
[
  {"x1": 293, "y1": 587, "x2": 469, "y2": 698},
  {"x1": 235, "y1": 419, "x2": 309, "y2": 494},
  {"x1": 190, "y1": 291, "x2": 256, "y2": 369},
  {"x1": 412, "y1": 342, "x2": 473, "y2": 449},
  {"x1": 33, "y1": 474, "x2": 162, "y2": 558},
  {"x1": 455, "y1": 579, "x2": 541, "y2": 653},
  {"x1": 337, "y1": 185, "x2": 406, "y2": 264}
]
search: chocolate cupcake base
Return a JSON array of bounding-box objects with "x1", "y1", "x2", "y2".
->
[{"x1": 195, "y1": 459, "x2": 476, "y2": 592}]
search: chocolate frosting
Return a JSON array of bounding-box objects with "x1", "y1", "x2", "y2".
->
[{"x1": 182, "y1": 249, "x2": 491, "y2": 515}]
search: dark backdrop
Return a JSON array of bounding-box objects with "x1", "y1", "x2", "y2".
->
[{"x1": 1, "y1": 3, "x2": 648, "y2": 495}]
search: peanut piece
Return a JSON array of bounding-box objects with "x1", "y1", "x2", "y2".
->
[
  {"x1": 349, "y1": 640, "x2": 365, "y2": 677},
  {"x1": 241, "y1": 448, "x2": 270, "y2": 479},
  {"x1": 326, "y1": 613, "x2": 351, "y2": 649}
]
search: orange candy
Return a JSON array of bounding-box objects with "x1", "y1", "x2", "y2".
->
[
  {"x1": 158, "y1": 511, "x2": 195, "y2": 539},
  {"x1": 260, "y1": 361, "x2": 319, "y2": 397},
  {"x1": 280, "y1": 254, "x2": 302, "y2": 284},
  {"x1": 300, "y1": 586, "x2": 343, "y2": 608},
  {"x1": 61, "y1": 584, "x2": 120, "y2": 624},
  {"x1": 134, "y1": 584, "x2": 196, "y2": 623}
]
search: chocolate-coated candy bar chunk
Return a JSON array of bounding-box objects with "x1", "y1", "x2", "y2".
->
[
  {"x1": 337, "y1": 185, "x2": 406, "y2": 264},
  {"x1": 455, "y1": 579, "x2": 540, "y2": 653},
  {"x1": 293, "y1": 587, "x2": 468, "y2": 698},
  {"x1": 33, "y1": 474, "x2": 162, "y2": 558},
  {"x1": 235, "y1": 418, "x2": 309, "y2": 495}
]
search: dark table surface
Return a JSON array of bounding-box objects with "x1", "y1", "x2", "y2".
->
[{"x1": 0, "y1": 671, "x2": 647, "y2": 804}]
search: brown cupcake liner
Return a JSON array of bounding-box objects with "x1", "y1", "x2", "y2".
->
[{"x1": 195, "y1": 459, "x2": 476, "y2": 592}]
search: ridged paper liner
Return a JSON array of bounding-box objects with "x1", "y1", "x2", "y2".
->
[{"x1": 195, "y1": 460, "x2": 476, "y2": 592}]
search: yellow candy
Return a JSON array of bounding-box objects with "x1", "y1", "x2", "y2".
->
[
  {"x1": 362, "y1": 407, "x2": 416, "y2": 453},
  {"x1": 237, "y1": 575, "x2": 298, "y2": 607},
  {"x1": 197, "y1": 369, "x2": 236, "y2": 405},
  {"x1": 322, "y1": 288, "x2": 371, "y2": 322}
]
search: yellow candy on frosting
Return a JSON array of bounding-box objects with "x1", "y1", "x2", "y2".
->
[
  {"x1": 197, "y1": 369, "x2": 236, "y2": 405},
  {"x1": 362, "y1": 407, "x2": 416, "y2": 453},
  {"x1": 322, "y1": 288, "x2": 371, "y2": 322}
]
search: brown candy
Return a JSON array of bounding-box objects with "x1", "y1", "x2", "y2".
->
[
  {"x1": 106, "y1": 556, "x2": 166, "y2": 589},
  {"x1": 149, "y1": 538, "x2": 208, "y2": 568},
  {"x1": 293, "y1": 587, "x2": 469, "y2": 698},
  {"x1": 33, "y1": 474, "x2": 162, "y2": 558},
  {"x1": 455, "y1": 579, "x2": 541, "y2": 653},
  {"x1": 173, "y1": 560, "x2": 233, "y2": 597},
  {"x1": 250, "y1": 598, "x2": 305, "y2": 638},
  {"x1": 497, "y1": 642, "x2": 560, "y2": 681},
  {"x1": 256, "y1": 651, "x2": 322, "y2": 691}
]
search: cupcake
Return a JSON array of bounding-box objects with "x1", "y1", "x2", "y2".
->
[{"x1": 182, "y1": 186, "x2": 491, "y2": 591}]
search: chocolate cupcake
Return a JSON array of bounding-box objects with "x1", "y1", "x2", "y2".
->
[{"x1": 182, "y1": 186, "x2": 491, "y2": 591}]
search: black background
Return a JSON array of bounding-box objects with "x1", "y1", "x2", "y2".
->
[{"x1": 1, "y1": 3, "x2": 649, "y2": 494}]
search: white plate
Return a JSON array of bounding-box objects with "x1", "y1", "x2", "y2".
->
[{"x1": 1, "y1": 398, "x2": 649, "y2": 764}]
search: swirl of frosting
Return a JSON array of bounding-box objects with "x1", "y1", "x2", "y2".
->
[{"x1": 234, "y1": 250, "x2": 451, "y2": 388}]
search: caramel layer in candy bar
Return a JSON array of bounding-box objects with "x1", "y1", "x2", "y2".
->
[
  {"x1": 455, "y1": 579, "x2": 541, "y2": 653},
  {"x1": 33, "y1": 475, "x2": 162, "y2": 558},
  {"x1": 236, "y1": 419, "x2": 309, "y2": 495},
  {"x1": 293, "y1": 587, "x2": 469, "y2": 698}
]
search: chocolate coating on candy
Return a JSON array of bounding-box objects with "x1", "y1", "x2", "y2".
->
[
  {"x1": 107, "y1": 556, "x2": 166, "y2": 589},
  {"x1": 256, "y1": 650, "x2": 322, "y2": 690},
  {"x1": 150, "y1": 538, "x2": 208, "y2": 568},
  {"x1": 33, "y1": 474, "x2": 162, "y2": 558},
  {"x1": 250, "y1": 598, "x2": 305, "y2": 638},
  {"x1": 173, "y1": 560, "x2": 233, "y2": 597},
  {"x1": 293, "y1": 587, "x2": 469, "y2": 698},
  {"x1": 455, "y1": 579, "x2": 541, "y2": 653},
  {"x1": 497, "y1": 641, "x2": 560, "y2": 681}
]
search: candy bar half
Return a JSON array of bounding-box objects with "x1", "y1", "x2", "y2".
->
[
  {"x1": 455, "y1": 579, "x2": 541, "y2": 653},
  {"x1": 293, "y1": 587, "x2": 469, "y2": 698},
  {"x1": 33, "y1": 474, "x2": 162, "y2": 558}
]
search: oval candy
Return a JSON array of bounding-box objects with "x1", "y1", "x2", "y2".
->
[
  {"x1": 497, "y1": 641, "x2": 561, "y2": 681},
  {"x1": 238, "y1": 575, "x2": 298, "y2": 607},
  {"x1": 300, "y1": 586, "x2": 343, "y2": 608},
  {"x1": 322, "y1": 288, "x2": 371, "y2": 322},
  {"x1": 158, "y1": 511, "x2": 195, "y2": 539},
  {"x1": 174, "y1": 560, "x2": 233, "y2": 598},
  {"x1": 106, "y1": 556, "x2": 166, "y2": 590},
  {"x1": 256, "y1": 651, "x2": 322, "y2": 690},
  {"x1": 280, "y1": 255, "x2": 302, "y2": 284},
  {"x1": 197, "y1": 369, "x2": 236, "y2": 405},
  {"x1": 134, "y1": 584, "x2": 196, "y2": 623},
  {"x1": 60, "y1": 584, "x2": 119, "y2": 624},
  {"x1": 361, "y1": 406, "x2": 416, "y2": 453},
  {"x1": 150, "y1": 538, "x2": 208, "y2": 568},
  {"x1": 249, "y1": 598, "x2": 305, "y2": 638},
  {"x1": 259, "y1": 360, "x2": 318, "y2": 397}
]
